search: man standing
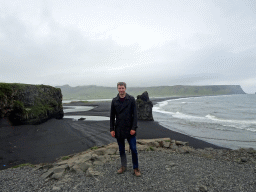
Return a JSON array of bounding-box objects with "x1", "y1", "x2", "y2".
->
[{"x1": 110, "y1": 82, "x2": 141, "y2": 177}]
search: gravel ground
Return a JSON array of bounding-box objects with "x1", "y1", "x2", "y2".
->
[{"x1": 1, "y1": 150, "x2": 256, "y2": 192}]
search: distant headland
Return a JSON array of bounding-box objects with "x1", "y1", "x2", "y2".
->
[{"x1": 56, "y1": 84, "x2": 246, "y2": 100}]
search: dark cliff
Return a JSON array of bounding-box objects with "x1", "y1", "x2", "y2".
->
[{"x1": 0, "y1": 83, "x2": 64, "y2": 125}]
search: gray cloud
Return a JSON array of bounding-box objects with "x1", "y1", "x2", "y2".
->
[{"x1": 1, "y1": 0, "x2": 256, "y2": 93}]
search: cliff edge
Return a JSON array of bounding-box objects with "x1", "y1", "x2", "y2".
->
[{"x1": 0, "y1": 83, "x2": 64, "y2": 125}]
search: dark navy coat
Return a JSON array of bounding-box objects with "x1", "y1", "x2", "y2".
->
[{"x1": 110, "y1": 93, "x2": 138, "y2": 139}]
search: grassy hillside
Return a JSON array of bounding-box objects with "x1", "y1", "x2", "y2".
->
[{"x1": 56, "y1": 85, "x2": 246, "y2": 100}]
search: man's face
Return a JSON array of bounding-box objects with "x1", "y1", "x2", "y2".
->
[{"x1": 118, "y1": 85, "x2": 126, "y2": 96}]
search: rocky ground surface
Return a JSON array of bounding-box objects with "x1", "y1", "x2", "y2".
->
[{"x1": 1, "y1": 138, "x2": 256, "y2": 192}]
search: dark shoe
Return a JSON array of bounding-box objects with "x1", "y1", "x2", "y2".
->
[
  {"x1": 134, "y1": 168, "x2": 141, "y2": 177},
  {"x1": 117, "y1": 166, "x2": 126, "y2": 174}
]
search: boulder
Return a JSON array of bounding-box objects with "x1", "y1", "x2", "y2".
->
[
  {"x1": 175, "y1": 140, "x2": 189, "y2": 146},
  {"x1": 137, "y1": 145, "x2": 149, "y2": 151},
  {"x1": 162, "y1": 141, "x2": 171, "y2": 148},
  {"x1": 31, "y1": 137, "x2": 256, "y2": 187},
  {"x1": 36, "y1": 138, "x2": 196, "y2": 182},
  {"x1": 136, "y1": 91, "x2": 153, "y2": 121},
  {"x1": 199, "y1": 185, "x2": 208, "y2": 192},
  {"x1": 0, "y1": 83, "x2": 63, "y2": 125},
  {"x1": 86, "y1": 167, "x2": 101, "y2": 177}
]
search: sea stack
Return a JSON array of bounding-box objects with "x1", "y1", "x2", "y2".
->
[{"x1": 136, "y1": 91, "x2": 154, "y2": 121}]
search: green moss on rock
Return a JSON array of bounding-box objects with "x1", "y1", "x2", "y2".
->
[{"x1": 0, "y1": 83, "x2": 63, "y2": 125}]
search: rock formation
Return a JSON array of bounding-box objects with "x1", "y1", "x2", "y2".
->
[
  {"x1": 136, "y1": 91, "x2": 154, "y2": 121},
  {"x1": 0, "y1": 83, "x2": 64, "y2": 125},
  {"x1": 36, "y1": 138, "x2": 182, "y2": 181},
  {"x1": 32, "y1": 137, "x2": 256, "y2": 186}
]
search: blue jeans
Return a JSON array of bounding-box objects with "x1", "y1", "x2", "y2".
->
[{"x1": 117, "y1": 136, "x2": 139, "y2": 169}]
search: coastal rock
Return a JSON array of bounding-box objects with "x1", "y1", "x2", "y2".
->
[
  {"x1": 136, "y1": 91, "x2": 154, "y2": 121},
  {"x1": 199, "y1": 185, "x2": 208, "y2": 192},
  {"x1": 0, "y1": 83, "x2": 63, "y2": 125},
  {"x1": 77, "y1": 162, "x2": 90, "y2": 172},
  {"x1": 38, "y1": 138, "x2": 175, "y2": 181},
  {"x1": 105, "y1": 148, "x2": 117, "y2": 155},
  {"x1": 86, "y1": 167, "x2": 102, "y2": 177},
  {"x1": 93, "y1": 148, "x2": 106, "y2": 156},
  {"x1": 52, "y1": 186, "x2": 61, "y2": 191},
  {"x1": 175, "y1": 140, "x2": 189, "y2": 146},
  {"x1": 34, "y1": 137, "x2": 256, "y2": 185},
  {"x1": 41, "y1": 170, "x2": 54, "y2": 179},
  {"x1": 245, "y1": 148, "x2": 256, "y2": 154},
  {"x1": 137, "y1": 145, "x2": 150, "y2": 151},
  {"x1": 41, "y1": 164, "x2": 69, "y2": 180},
  {"x1": 178, "y1": 146, "x2": 194, "y2": 154}
]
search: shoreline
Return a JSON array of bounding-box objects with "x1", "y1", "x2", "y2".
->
[{"x1": 1, "y1": 96, "x2": 228, "y2": 171}]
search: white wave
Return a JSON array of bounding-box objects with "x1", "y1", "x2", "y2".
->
[
  {"x1": 166, "y1": 97, "x2": 191, "y2": 102},
  {"x1": 154, "y1": 107, "x2": 209, "y2": 121},
  {"x1": 155, "y1": 109, "x2": 256, "y2": 133},
  {"x1": 63, "y1": 106, "x2": 94, "y2": 113},
  {"x1": 63, "y1": 99, "x2": 112, "y2": 103},
  {"x1": 205, "y1": 114, "x2": 256, "y2": 132},
  {"x1": 153, "y1": 95, "x2": 256, "y2": 133},
  {"x1": 153, "y1": 106, "x2": 175, "y2": 115},
  {"x1": 172, "y1": 112, "x2": 205, "y2": 120},
  {"x1": 215, "y1": 127, "x2": 231, "y2": 131},
  {"x1": 153, "y1": 97, "x2": 195, "y2": 112},
  {"x1": 205, "y1": 114, "x2": 218, "y2": 120},
  {"x1": 158, "y1": 101, "x2": 169, "y2": 107},
  {"x1": 86, "y1": 99, "x2": 112, "y2": 102},
  {"x1": 153, "y1": 100, "x2": 174, "y2": 114},
  {"x1": 63, "y1": 100, "x2": 81, "y2": 103},
  {"x1": 247, "y1": 128, "x2": 256, "y2": 132},
  {"x1": 205, "y1": 114, "x2": 256, "y2": 125}
]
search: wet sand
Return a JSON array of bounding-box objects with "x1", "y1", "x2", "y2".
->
[{"x1": 0, "y1": 98, "x2": 227, "y2": 171}]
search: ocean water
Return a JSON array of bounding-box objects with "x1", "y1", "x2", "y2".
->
[
  {"x1": 63, "y1": 106, "x2": 94, "y2": 113},
  {"x1": 62, "y1": 99, "x2": 112, "y2": 103},
  {"x1": 64, "y1": 115, "x2": 109, "y2": 121},
  {"x1": 63, "y1": 105, "x2": 110, "y2": 121},
  {"x1": 153, "y1": 94, "x2": 256, "y2": 150}
]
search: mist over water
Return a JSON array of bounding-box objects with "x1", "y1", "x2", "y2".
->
[{"x1": 153, "y1": 94, "x2": 256, "y2": 149}]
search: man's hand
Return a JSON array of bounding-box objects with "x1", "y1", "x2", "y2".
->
[
  {"x1": 130, "y1": 130, "x2": 136, "y2": 135},
  {"x1": 111, "y1": 131, "x2": 115, "y2": 138}
]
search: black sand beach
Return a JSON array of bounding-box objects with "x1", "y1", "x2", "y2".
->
[{"x1": 0, "y1": 97, "x2": 227, "y2": 171}]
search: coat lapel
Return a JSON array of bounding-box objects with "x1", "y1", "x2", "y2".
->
[
  {"x1": 119, "y1": 99, "x2": 129, "y2": 113},
  {"x1": 117, "y1": 94, "x2": 130, "y2": 114}
]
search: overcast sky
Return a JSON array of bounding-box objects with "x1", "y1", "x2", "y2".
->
[{"x1": 1, "y1": 0, "x2": 256, "y2": 93}]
